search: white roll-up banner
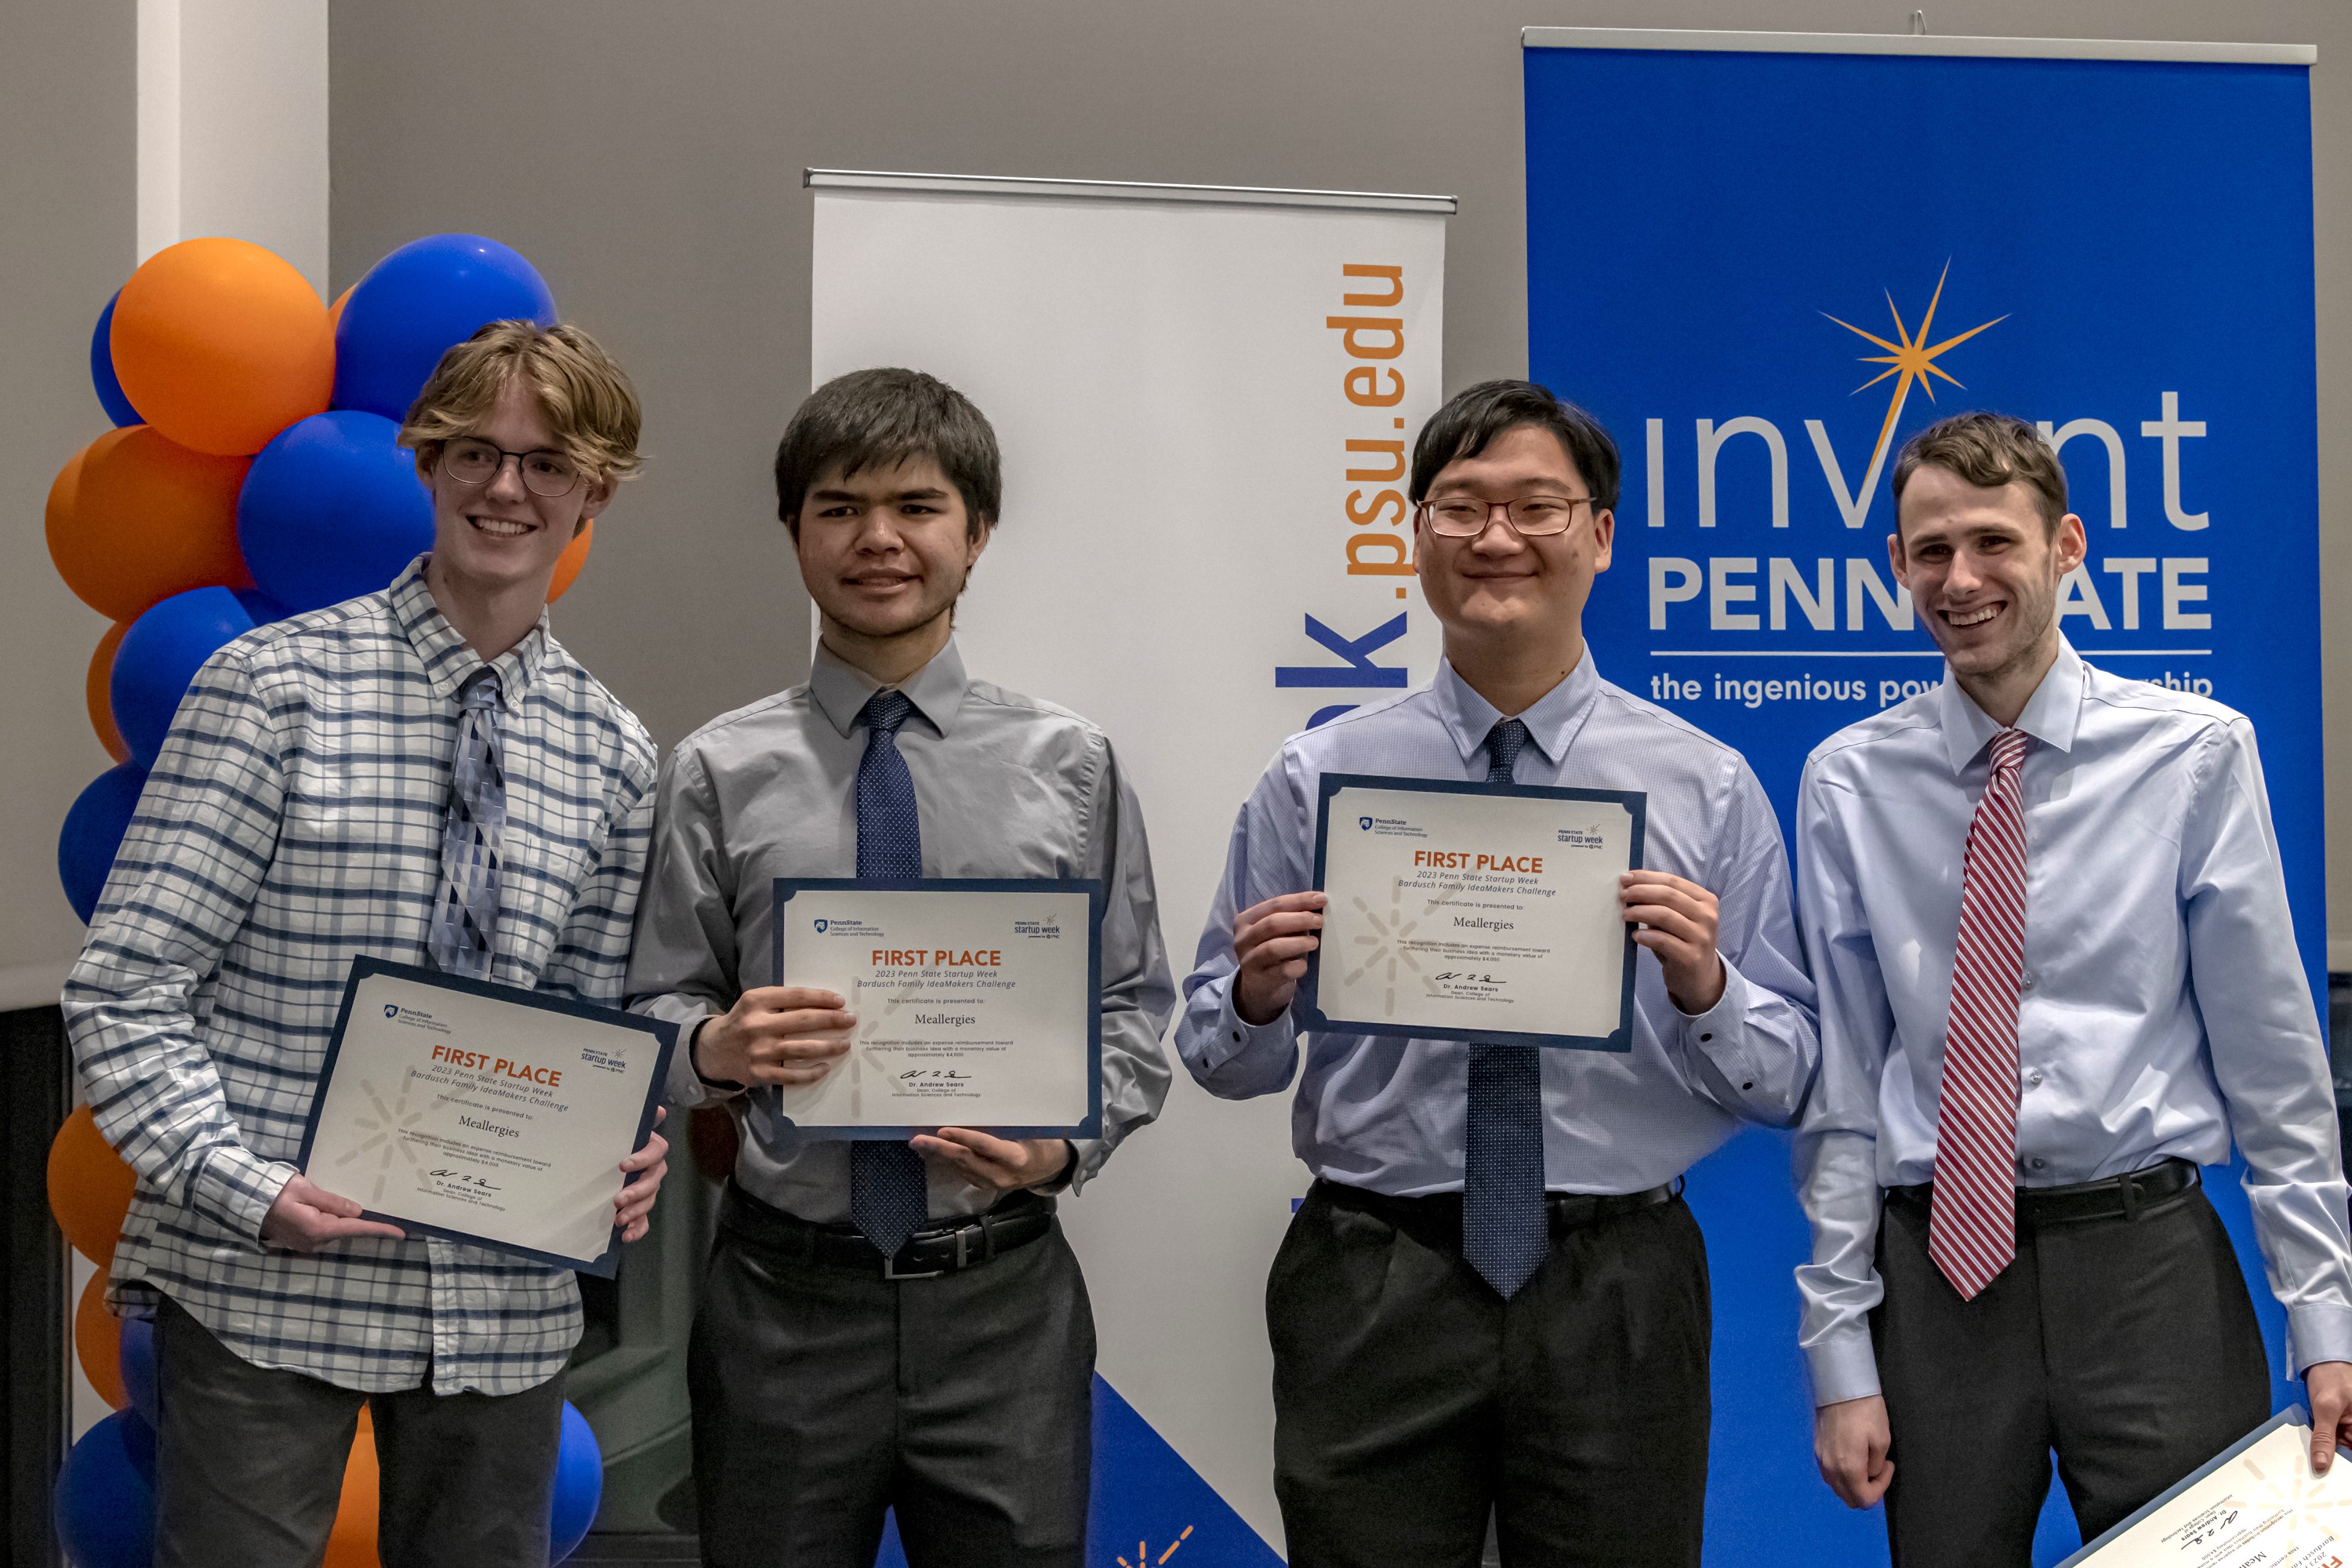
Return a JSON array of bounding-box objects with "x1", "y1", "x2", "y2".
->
[{"x1": 811, "y1": 169, "x2": 1451, "y2": 1563}]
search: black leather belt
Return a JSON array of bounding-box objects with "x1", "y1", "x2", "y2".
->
[
  {"x1": 1886, "y1": 1156, "x2": 2199, "y2": 1228},
  {"x1": 1314, "y1": 1176, "x2": 1681, "y2": 1255},
  {"x1": 718, "y1": 1181, "x2": 1055, "y2": 1279}
]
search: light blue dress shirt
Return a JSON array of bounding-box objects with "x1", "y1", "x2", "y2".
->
[
  {"x1": 1174, "y1": 652, "x2": 1820, "y2": 1196},
  {"x1": 1793, "y1": 640, "x2": 2352, "y2": 1404}
]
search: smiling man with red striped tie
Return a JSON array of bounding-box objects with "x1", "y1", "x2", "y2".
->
[{"x1": 1793, "y1": 412, "x2": 2352, "y2": 1565}]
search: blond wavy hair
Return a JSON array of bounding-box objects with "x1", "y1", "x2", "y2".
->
[{"x1": 400, "y1": 320, "x2": 645, "y2": 484}]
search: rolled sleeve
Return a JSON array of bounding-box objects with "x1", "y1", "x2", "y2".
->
[{"x1": 191, "y1": 1145, "x2": 296, "y2": 1242}]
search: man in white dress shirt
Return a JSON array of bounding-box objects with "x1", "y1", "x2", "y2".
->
[{"x1": 1795, "y1": 411, "x2": 2352, "y2": 1563}]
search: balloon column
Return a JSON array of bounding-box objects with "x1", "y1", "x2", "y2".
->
[
  {"x1": 45, "y1": 233, "x2": 605, "y2": 1563},
  {"x1": 50, "y1": 232, "x2": 595, "y2": 925}
]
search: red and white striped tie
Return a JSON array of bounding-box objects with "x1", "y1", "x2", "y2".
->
[{"x1": 1930, "y1": 727, "x2": 2031, "y2": 1300}]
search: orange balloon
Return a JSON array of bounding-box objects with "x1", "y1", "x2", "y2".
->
[
  {"x1": 46, "y1": 1103, "x2": 136, "y2": 1270},
  {"x1": 325, "y1": 1421, "x2": 381, "y2": 1567},
  {"x1": 52, "y1": 426, "x2": 252, "y2": 620},
  {"x1": 87, "y1": 622, "x2": 132, "y2": 763},
  {"x1": 111, "y1": 238, "x2": 332, "y2": 456},
  {"x1": 74, "y1": 1272, "x2": 126, "y2": 1410},
  {"x1": 549, "y1": 518, "x2": 593, "y2": 603}
]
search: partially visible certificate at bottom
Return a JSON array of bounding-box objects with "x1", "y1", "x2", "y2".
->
[
  {"x1": 297, "y1": 958, "x2": 677, "y2": 1277},
  {"x1": 2060, "y1": 1408, "x2": 2352, "y2": 1566}
]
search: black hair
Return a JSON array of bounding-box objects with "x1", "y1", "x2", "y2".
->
[
  {"x1": 1408, "y1": 379, "x2": 1621, "y2": 512},
  {"x1": 774, "y1": 368, "x2": 1002, "y2": 537}
]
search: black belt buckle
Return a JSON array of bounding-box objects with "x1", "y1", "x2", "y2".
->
[{"x1": 882, "y1": 1250, "x2": 949, "y2": 1281}]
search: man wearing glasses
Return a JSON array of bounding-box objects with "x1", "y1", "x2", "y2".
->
[
  {"x1": 1174, "y1": 379, "x2": 1817, "y2": 1566},
  {"x1": 65, "y1": 321, "x2": 670, "y2": 1567}
]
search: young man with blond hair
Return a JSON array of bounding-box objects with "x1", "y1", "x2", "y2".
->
[
  {"x1": 626, "y1": 366, "x2": 1174, "y2": 1568},
  {"x1": 65, "y1": 319, "x2": 672, "y2": 1568},
  {"x1": 1796, "y1": 411, "x2": 2352, "y2": 1563}
]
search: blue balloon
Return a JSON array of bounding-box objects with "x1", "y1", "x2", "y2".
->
[
  {"x1": 58, "y1": 763, "x2": 148, "y2": 924},
  {"x1": 232, "y1": 588, "x2": 299, "y2": 626},
  {"x1": 332, "y1": 234, "x2": 557, "y2": 421},
  {"x1": 550, "y1": 1402, "x2": 603, "y2": 1563},
  {"x1": 53, "y1": 1410, "x2": 157, "y2": 1568},
  {"x1": 89, "y1": 291, "x2": 143, "y2": 427},
  {"x1": 111, "y1": 587, "x2": 256, "y2": 768},
  {"x1": 238, "y1": 411, "x2": 434, "y2": 613},
  {"x1": 119, "y1": 1316, "x2": 158, "y2": 1429}
]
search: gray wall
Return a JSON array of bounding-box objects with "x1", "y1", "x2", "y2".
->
[
  {"x1": 326, "y1": 0, "x2": 2352, "y2": 951},
  {"x1": 1, "y1": 3, "x2": 135, "y2": 1000}
]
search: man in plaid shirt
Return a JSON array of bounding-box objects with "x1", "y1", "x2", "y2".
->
[{"x1": 64, "y1": 321, "x2": 670, "y2": 1568}]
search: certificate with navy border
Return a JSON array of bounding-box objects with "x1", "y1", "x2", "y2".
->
[
  {"x1": 1301, "y1": 774, "x2": 1646, "y2": 1051},
  {"x1": 767, "y1": 878, "x2": 1104, "y2": 1138},
  {"x1": 296, "y1": 957, "x2": 677, "y2": 1279},
  {"x1": 2057, "y1": 1406, "x2": 2352, "y2": 1565}
]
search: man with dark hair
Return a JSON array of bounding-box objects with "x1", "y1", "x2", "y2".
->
[
  {"x1": 1174, "y1": 379, "x2": 1818, "y2": 1566},
  {"x1": 626, "y1": 367, "x2": 1174, "y2": 1568},
  {"x1": 1797, "y1": 411, "x2": 2352, "y2": 1563}
]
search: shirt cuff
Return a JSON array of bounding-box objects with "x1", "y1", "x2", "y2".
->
[
  {"x1": 2290, "y1": 1303, "x2": 2352, "y2": 1376},
  {"x1": 191, "y1": 1145, "x2": 296, "y2": 1243},
  {"x1": 1196, "y1": 983, "x2": 1297, "y2": 1076},
  {"x1": 663, "y1": 1014, "x2": 741, "y2": 1109},
  {"x1": 1679, "y1": 961, "x2": 1759, "y2": 1065},
  {"x1": 1045, "y1": 1138, "x2": 1093, "y2": 1194},
  {"x1": 1805, "y1": 1327, "x2": 1883, "y2": 1406}
]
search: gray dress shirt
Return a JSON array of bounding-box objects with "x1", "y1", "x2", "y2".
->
[
  {"x1": 1794, "y1": 640, "x2": 2352, "y2": 1403},
  {"x1": 1174, "y1": 652, "x2": 1820, "y2": 1196},
  {"x1": 625, "y1": 638, "x2": 1175, "y2": 1222}
]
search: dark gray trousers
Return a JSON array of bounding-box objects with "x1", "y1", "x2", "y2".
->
[
  {"x1": 688, "y1": 1204, "x2": 1095, "y2": 1568},
  {"x1": 153, "y1": 1296, "x2": 565, "y2": 1568},
  {"x1": 1267, "y1": 1182, "x2": 1713, "y2": 1568},
  {"x1": 1875, "y1": 1183, "x2": 2270, "y2": 1566}
]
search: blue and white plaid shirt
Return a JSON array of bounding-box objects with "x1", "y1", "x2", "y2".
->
[{"x1": 64, "y1": 557, "x2": 657, "y2": 1396}]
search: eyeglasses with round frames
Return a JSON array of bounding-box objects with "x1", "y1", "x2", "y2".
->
[
  {"x1": 438, "y1": 437, "x2": 585, "y2": 499},
  {"x1": 1417, "y1": 495, "x2": 1595, "y2": 538}
]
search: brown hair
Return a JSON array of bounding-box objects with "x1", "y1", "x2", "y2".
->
[
  {"x1": 1890, "y1": 411, "x2": 2066, "y2": 532},
  {"x1": 400, "y1": 320, "x2": 645, "y2": 485}
]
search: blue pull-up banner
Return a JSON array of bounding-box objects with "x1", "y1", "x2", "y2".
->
[{"x1": 1526, "y1": 30, "x2": 2320, "y2": 1566}]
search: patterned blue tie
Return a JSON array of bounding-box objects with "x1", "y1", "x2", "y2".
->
[
  {"x1": 1463, "y1": 717, "x2": 1548, "y2": 1298},
  {"x1": 428, "y1": 670, "x2": 504, "y2": 980},
  {"x1": 850, "y1": 688, "x2": 930, "y2": 1258}
]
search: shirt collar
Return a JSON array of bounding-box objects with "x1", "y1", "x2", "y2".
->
[
  {"x1": 1935, "y1": 636, "x2": 2085, "y2": 774},
  {"x1": 808, "y1": 637, "x2": 971, "y2": 739},
  {"x1": 1431, "y1": 645, "x2": 1600, "y2": 768},
  {"x1": 390, "y1": 554, "x2": 549, "y2": 714}
]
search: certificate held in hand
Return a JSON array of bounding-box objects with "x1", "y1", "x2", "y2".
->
[
  {"x1": 297, "y1": 958, "x2": 677, "y2": 1276},
  {"x1": 1302, "y1": 773, "x2": 1647, "y2": 1051},
  {"x1": 767, "y1": 878, "x2": 1104, "y2": 1138}
]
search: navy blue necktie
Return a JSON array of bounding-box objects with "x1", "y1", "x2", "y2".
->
[
  {"x1": 849, "y1": 689, "x2": 930, "y2": 1258},
  {"x1": 1463, "y1": 717, "x2": 1548, "y2": 1298}
]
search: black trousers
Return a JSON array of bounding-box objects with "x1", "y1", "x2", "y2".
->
[
  {"x1": 1268, "y1": 1181, "x2": 1713, "y2": 1568},
  {"x1": 152, "y1": 1296, "x2": 565, "y2": 1568},
  {"x1": 1875, "y1": 1181, "x2": 2270, "y2": 1566},
  {"x1": 688, "y1": 1194, "x2": 1095, "y2": 1568}
]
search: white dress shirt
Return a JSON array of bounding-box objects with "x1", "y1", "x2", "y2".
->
[
  {"x1": 1175, "y1": 652, "x2": 1818, "y2": 1196},
  {"x1": 1793, "y1": 639, "x2": 2352, "y2": 1404}
]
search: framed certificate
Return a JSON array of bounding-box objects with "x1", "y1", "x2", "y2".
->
[
  {"x1": 2059, "y1": 1406, "x2": 2352, "y2": 1564},
  {"x1": 766, "y1": 878, "x2": 1104, "y2": 1138},
  {"x1": 296, "y1": 957, "x2": 677, "y2": 1277},
  {"x1": 1301, "y1": 773, "x2": 1646, "y2": 1051}
]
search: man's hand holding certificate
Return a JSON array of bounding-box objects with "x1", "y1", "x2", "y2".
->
[
  {"x1": 296, "y1": 959, "x2": 677, "y2": 1276},
  {"x1": 733, "y1": 880, "x2": 1104, "y2": 1156}
]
